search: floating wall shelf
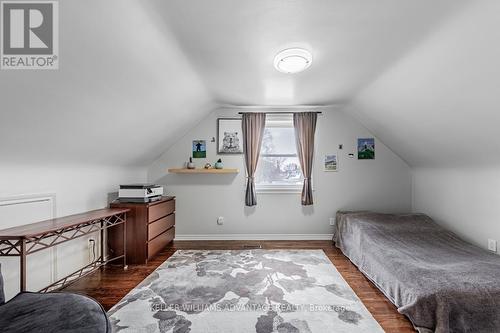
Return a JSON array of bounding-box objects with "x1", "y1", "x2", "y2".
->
[{"x1": 168, "y1": 168, "x2": 240, "y2": 174}]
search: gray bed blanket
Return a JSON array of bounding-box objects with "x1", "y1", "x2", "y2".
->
[{"x1": 333, "y1": 211, "x2": 500, "y2": 333}]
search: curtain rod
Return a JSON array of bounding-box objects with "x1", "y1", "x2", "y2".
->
[{"x1": 238, "y1": 111, "x2": 322, "y2": 114}]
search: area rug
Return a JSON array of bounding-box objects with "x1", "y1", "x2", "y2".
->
[{"x1": 108, "y1": 250, "x2": 383, "y2": 333}]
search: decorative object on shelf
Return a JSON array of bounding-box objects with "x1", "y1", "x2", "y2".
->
[
  {"x1": 168, "y1": 168, "x2": 239, "y2": 174},
  {"x1": 192, "y1": 140, "x2": 206, "y2": 158},
  {"x1": 217, "y1": 118, "x2": 243, "y2": 154},
  {"x1": 187, "y1": 157, "x2": 195, "y2": 169},
  {"x1": 204, "y1": 163, "x2": 212, "y2": 169},
  {"x1": 324, "y1": 154, "x2": 338, "y2": 172},
  {"x1": 358, "y1": 138, "x2": 375, "y2": 160},
  {"x1": 214, "y1": 158, "x2": 223, "y2": 169}
]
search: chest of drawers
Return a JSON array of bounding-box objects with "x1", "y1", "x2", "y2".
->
[{"x1": 109, "y1": 196, "x2": 175, "y2": 264}]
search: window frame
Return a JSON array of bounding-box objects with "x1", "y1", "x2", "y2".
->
[{"x1": 255, "y1": 114, "x2": 305, "y2": 194}]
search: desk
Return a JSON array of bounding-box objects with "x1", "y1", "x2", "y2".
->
[{"x1": 0, "y1": 208, "x2": 129, "y2": 293}]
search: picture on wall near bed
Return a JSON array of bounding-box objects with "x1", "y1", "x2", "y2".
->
[
  {"x1": 324, "y1": 154, "x2": 338, "y2": 171},
  {"x1": 358, "y1": 138, "x2": 375, "y2": 159},
  {"x1": 192, "y1": 140, "x2": 206, "y2": 158},
  {"x1": 217, "y1": 118, "x2": 243, "y2": 154}
]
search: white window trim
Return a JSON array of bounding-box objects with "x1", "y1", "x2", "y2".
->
[
  {"x1": 255, "y1": 178, "x2": 316, "y2": 194},
  {"x1": 256, "y1": 184, "x2": 303, "y2": 194}
]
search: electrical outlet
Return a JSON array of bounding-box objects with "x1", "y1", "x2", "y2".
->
[
  {"x1": 217, "y1": 216, "x2": 224, "y2": 225},
  {"x1": 329, "y1": 217, "x2": 335, "y2": 226},
  {"x1": 88, "y1": 238, "x2": 96, "y2": 262},
  {"x1": 488, "y1": 239, "x2": 497, "y2": 252}
]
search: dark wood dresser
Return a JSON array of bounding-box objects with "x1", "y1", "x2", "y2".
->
[{"x1": 109, "y1": 196, "x2": 175, "y2": 264}]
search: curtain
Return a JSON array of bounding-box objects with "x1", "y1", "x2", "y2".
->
[
  {"x1": 242, "y1": 113, "x2": 266, "y2": 206},
  {"x1": 293, "y1": 112, "x2": 318, "y2": 205}
]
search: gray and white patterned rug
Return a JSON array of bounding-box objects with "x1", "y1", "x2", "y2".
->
[{"x1": 109, "y1": 250, "x2": 383, "y2": 333}]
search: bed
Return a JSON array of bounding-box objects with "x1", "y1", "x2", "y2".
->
[{"x1": 332, "y1": 211, "x2": 500, "y2": 333}]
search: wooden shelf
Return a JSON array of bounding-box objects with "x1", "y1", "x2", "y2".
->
[{"x1": 168, "y1": 168, "x2": 239, "y2": 174}]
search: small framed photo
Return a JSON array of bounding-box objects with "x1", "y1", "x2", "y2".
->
[
  {"x1": 358, "y1": 138, "x2": 375, "y2": 160},
  {"x1": 324, "y1": 154, "x2": 338, "y2": 172},
  {"x1": 217, "y1": 118, "x2": 243, "y2": 154},
  {"x1": 192, "y1": 140, "x2": 206, "y2": 158}
]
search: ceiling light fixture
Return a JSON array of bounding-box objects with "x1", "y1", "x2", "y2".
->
[{"x1": 274, "y1": 48, "x2": 312, "y2": 74}]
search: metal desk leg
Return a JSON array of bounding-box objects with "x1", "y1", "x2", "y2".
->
[
  {"x1": 100, "y1": 220, "x2": 104, "y2": 264},
  {"x1": 123, "y1": 214, "x2": 128, "y2": 270},
  {"x1": 20, "y1": 239, "x2": 27, "y2": 292}
]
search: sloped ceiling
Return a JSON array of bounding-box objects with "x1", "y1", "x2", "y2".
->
[
  {"x1": 0, "y1": 0, "x2": 214, "y2": 166},
  {"x1": 3, "y1": 0, "x2": 493, "y2": 168},
  {"x1": 345, "y1": 0, "x2": 500, "y2": 167}
]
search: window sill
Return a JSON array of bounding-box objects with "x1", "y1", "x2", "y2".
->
[{"x1": 256, "y1": 186, "x2": 304, "y2": 194}]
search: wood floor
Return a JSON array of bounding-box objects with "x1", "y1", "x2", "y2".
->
[{"x1": 63, "y1": 240, "x2": 415, "y2": 333}]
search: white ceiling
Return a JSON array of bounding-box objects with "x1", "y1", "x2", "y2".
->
[
  {"x1": 2, "y1": 0, "x2": 497, "y2": 168},
  {"x1": 152, "y1": 0, "x2": 464, "y2": 105}
]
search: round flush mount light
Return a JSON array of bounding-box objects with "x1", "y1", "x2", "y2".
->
[{"x1": 274, "y1": 48, "x2": 312, "y2": 74}]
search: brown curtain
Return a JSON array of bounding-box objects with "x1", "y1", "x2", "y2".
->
[
  {"x1": 293, "y1": 112, "x2": 318, "y2": 205},
  {"x1": 242, "y1": 113, "x2": 266, "y2": 206}
]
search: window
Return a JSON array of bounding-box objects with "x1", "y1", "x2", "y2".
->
[{"x1": 255, "y1": 115, "x2": 304, "y2": 192}]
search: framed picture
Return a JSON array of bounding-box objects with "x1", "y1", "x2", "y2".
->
[
  {"x1": 192, "y1": 140, "x2": 206, "y2": 158},
  {"x1": 324, "y1": 154, "x2": 338, "y2": 171},
  {"x1": 217, "y1": 118, "x2": 243, "y2": 154},
  {"x1": 358, "y1": 138, "x2": 375, "y2": 160}
]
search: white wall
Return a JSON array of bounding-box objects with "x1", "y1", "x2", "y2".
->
[
  {"x1": 148, "y1": 107, "x2": 412, "y2": 238},
  {"x1": 413, "y1": 167, "x2": 500, "y2": 251},
  {"x1": 0, "y1": 163, "x2": 146, "y2": 298},
  {"x1": 0, "y1": 164, "x2": 146, "y2": 217}
]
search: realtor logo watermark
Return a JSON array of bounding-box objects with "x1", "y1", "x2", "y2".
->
[{"x1": 1, "y1": 1, "x2": 58, "y2": 69}]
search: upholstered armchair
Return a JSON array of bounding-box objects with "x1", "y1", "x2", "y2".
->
[{"x1": 0, "y1": 264, "x2": 110, "y2": 333}]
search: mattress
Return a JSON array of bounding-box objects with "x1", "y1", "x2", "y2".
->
[{"x1": 333, "y1": 211, "x2": 500, "y2": 333}]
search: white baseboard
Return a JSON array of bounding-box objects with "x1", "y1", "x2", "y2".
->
[{"x1": 175, "y1": 234, "x2": 333, "y2": 241}]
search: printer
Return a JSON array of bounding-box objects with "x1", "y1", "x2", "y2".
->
[{"x1": 118, "y1": 184, "x2": 164, "y2": 203}]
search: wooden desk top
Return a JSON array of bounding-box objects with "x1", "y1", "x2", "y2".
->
[
  {"x1": 110, "y1": 196, "x2": 175, "y2": 207},
  {"x1": 0, "y1": 208, "x2": 130, "y2": 239}
]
